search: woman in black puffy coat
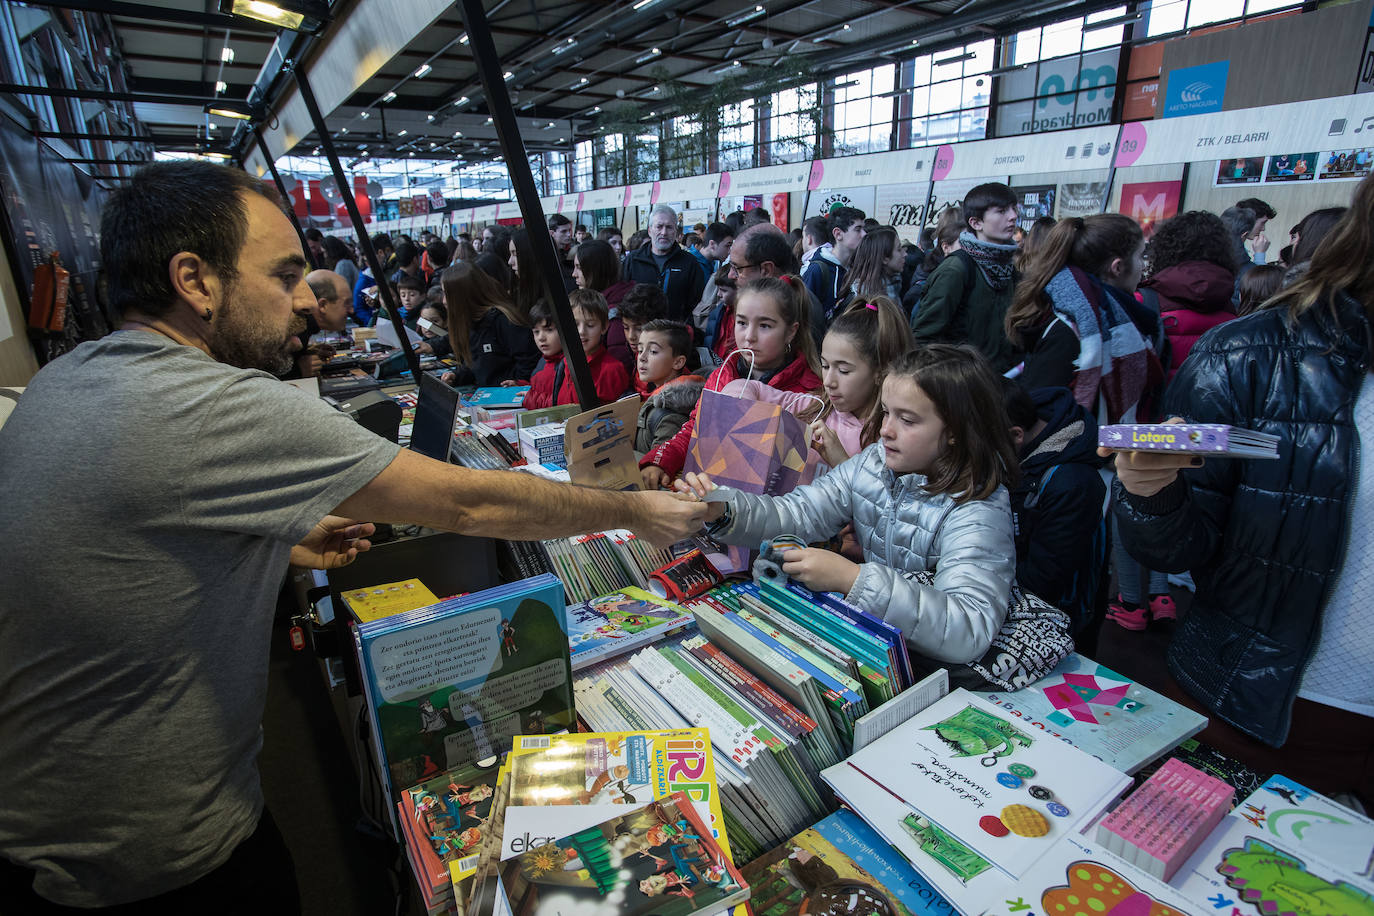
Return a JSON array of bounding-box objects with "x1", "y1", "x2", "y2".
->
[{"x1": 1104, "y1": 175, "x2": 1374, "y2": 807}]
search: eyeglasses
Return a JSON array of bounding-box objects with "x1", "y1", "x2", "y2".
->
[{"x1": 727, "y1": 261, "x2": 758, "y2": 275}]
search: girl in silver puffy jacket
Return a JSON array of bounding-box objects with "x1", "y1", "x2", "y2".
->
[{"x1": 679, "y1": 345, "x2": 1019, "y2": 665}]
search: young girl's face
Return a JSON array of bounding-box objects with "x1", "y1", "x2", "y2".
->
[
  {"x1": 532, "y1": 320, "x2": 562, "y2": 357},
  {"x1": 820, "y1": 332, "x2": 877, "y2": 418},
  {"x1": 884, "y1": 239, "x2": 905, "y2": 276},
  {"x1": 508, "y1": 248, "x2": 520, "y2": 276},
  {"x1": 878, "y1": 376, "x2": 948, "y2": 475},
  {"x1": 734, "y1": 291, "x2": 796, "y2": 369},
  {"x1": 573, "y1": 307, "x2": 606, "y2": 356},
  {"x1": 419, "y1": 306, "x2": 447, "y2": 338},
  {"x1": 572, "y1": 255, "x2": 587, "y2": 289}
]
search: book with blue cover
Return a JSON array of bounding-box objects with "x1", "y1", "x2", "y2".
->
[
  {"x1": 464, "y1": 386, "x2": 531, "y2": 409},
  {"x1": 353, "y1": 573, "x2": 576, "y2": 835},
  {"x1": 566, "y1": 588, "x2": 694, "y2": 671}
]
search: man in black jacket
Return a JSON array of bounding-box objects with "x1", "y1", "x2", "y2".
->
[{"x1": 622, "y1": 205, "x2": 706, "y2": 324}]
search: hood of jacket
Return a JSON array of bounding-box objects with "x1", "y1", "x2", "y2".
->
[
  {"x1": 647, "y1": 374, "x2": 705, "y2": 413},
  {"x1": 1145, "y1": 261, "x2": 1235, "y2": 314},
  {"x1": 1020, "y1": 386, "x2": 1101, "y2": 476}
]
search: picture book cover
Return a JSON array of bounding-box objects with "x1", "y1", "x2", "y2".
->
[
  {"x1": 975, "y1": 654, "x2": 1207, "y2": 773},
  {"x1": 741, "y1": 808, "x2": 951, "y2": 916},
  {"x1": 1171, "y1": 815, "x2": 1374, "y2": 916},
  {"x1": 466, "y1": 386, "x2": 530, "y2": 409},
  {"x1": 342, "y1": 578, "x2": 441, "y2": 623},
  {"x1": 979, "y1": 833, "x2": 1197, "y2": 916},
  {"x1": 354, "y1": 573, "x2": 576, "y2": 819},
  {"x1": 399, "y1": 762, "x2": 502, "y2": 901},
  {"x1": 567, "y1": 589, "x2": 694, "y2": 670},
  {"x1": 830, "y1": 689, "x2": 1132, "y2": 879},
  {"x1": 497, "y1": 792, "x2": 749, "y2": 916},
  {"x1": 504, "y1": 728, "x2": 733, "y2": 859},
  {"x1": 1231, "y1": 774, "x2": 1374, "y2": 882}
]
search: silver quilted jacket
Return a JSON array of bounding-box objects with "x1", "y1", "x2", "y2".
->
[{"x1": 713, "y1": 442, "x2": 1014, "y2": 664}]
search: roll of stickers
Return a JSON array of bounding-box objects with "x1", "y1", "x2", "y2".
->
[{"x1": 647, "y1": 549, "x2": 723, "y2": 603}]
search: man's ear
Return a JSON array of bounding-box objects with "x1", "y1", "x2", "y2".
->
[{"x1": 167, "y1": 251, "x2": 217, "y2": 312}]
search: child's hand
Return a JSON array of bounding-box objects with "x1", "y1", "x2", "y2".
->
[
  {"x1": 500, "y1": 379, "x2": 519, "y2": 387},
  {"x1": 1097, "y1": 417, "x2": 1202, "y2": 497},
  {"x1": 673, "y1": 472, "x2": 724, "y2": 521},
  {"x1": 441, "y1": 371, "x2": 456, "y2": 385},
  {"x1": 641, "y1": 466, "x2": 671, "y2": 491},
  {"x1": 780, "y1": 548, "x2": 860, "y2": 595},
  {"x1": 807, "y1": 419, "x2": 850, "y2": 468}
]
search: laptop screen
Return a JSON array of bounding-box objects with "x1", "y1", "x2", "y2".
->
[{"x1": 409, "y1": 373, "x2": 461, "y2": 461}]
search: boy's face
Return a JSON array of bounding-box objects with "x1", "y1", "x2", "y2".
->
[
  {"x1": 622, "y1": 317, "x2": 644, "y2": 352},
  {"x1": 397, "y1": 287, "x2": 424, "y2": 312},
  {"x1": 637, "y1": 330, "x2": 684, "y2": 386},
  {"x1": 573, "y1": 308, "x2": 606, "y2": 355},
  {"x1": 970, "y1": 204, "x2": 1018, "y2": 244},
  {"x1": 532, "y1": 320, "x2": 562, "y2": 358}
]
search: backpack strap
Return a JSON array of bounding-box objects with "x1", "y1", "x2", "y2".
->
[
  {"x1": 950, "y1": 248, "x2": 979, "y2": 301},
  {"x1": 1023, "y1": 464, "x2": 1060, "y2": 510}
]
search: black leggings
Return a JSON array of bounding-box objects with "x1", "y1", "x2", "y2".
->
[{"x1": 0, "y1": 809, "x2": 300, "y2": 914}]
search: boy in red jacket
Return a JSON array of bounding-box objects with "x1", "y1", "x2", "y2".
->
[{"x1": 519, "y1": 302, "x2": 566, "y2": 409}]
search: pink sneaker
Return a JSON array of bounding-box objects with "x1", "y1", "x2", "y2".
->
[
  {"x1": 1107, "y1": 595, "x2": 1149, "y2": 631},
  {"x1": 1149, "y1": 593, "x2": 1178, "y2": 623}
]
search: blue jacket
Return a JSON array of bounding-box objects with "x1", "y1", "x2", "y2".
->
[{"x1": 1112, "y1": 293, "x2": 1368, "y2": 746}]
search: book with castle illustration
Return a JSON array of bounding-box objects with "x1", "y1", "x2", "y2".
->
[
  {"x1": 497, "y1": 792, "x2": 749, "y2": 916},
  {"x1": 352, "y1": 573, "x2": 576, "y2": 833}
]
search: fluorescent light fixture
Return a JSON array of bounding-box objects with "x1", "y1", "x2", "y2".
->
[
  {"x1": 631, "y1": 0, "x2": 658, "y2": 10},
  {"x1": 454, "y1": 96, "x2": 469, "y2": 106},
  {"x1": 398, "y1": 129, "x2": 408, "y2": 136},
  {"x1": 360, "y1": 110, "x2": 370, "y2": 119},
  {"x1": 711, "y1": 60, "x2": 743, "y2": 74},
  {"x1": 201, "y1": 151, "x2": 232, "y2": 161},
  {"x1": 409, "y1": 151, "x2": 416, "y2": 157},
  {"x1": 503, "y1": 71, "x2": 513, "y2": 80},
  {"x1": 340, "y1": 127, "x2": 348, "y2": 133},
  {"x1": 833, "y1": 79, "x2": 859, "y2": 90},
  {"x1": 552, "y1": 38, "x2": 577, "y2": 56},
  {"x1": 220, "y1": 47, "x2": 235, "y2": 62},
  {"x1": 485, "y1": 116, "x2": 493, "y2": 123},
  {"x1": 430, "y1": 142, "x2": 437, "y2": 148},
  {"x1": 453, "y1": 131, "x2": 463, "y2": 138},
  {"x1": 726, "y1": 5, "x2": 765, "y2": 27},
  {"x1": 204, "y1": 100, "x2": 258, "y2": 121},
  {"x1": 218, "y1": 0, "x2": 329, "y2": 34},
  {"x1": 1085, "y1": 12, "x2": 1142, "y2": 32},
  {"x1": 590, "y1": 106, "x2": 601, "y2": 113},
  {"x1": 414, "y1": 63, "x2": 432, "y2": 78},
  {"x1": 382, "y1": 91, "x2": 396, "y2": 103},
  {"x1": 987, "y1": 63, "x2": 1029, "y2": 77},
  {"x1": 635, "y1": 47, "x2": 662, "y2": 63},
  {"x1": 459, "y1": 33, "x2": 469, "y2": 43},
  {"x1": 842, "y1": 23, "x2": 850, "y2": 30},
  {"x1": 215, "y1": 80, "x2": 228, "y2": 93},
  {"x1": 935, "y1": 51, "x2": 975, "y2": 67}
]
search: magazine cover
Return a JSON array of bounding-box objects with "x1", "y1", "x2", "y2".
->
[
  {"x1": 398, "y1": 762, "x2": 502, "y2": 907},
  {"x1": 975, "y1": 653, "x2": 1207, "y2": 773},
  {"x1": 567, "y1": 589, "x2": 694, "y2": 670},
  {"x1": 498, "y1": 792, "x2": 749, "y2": 916},
  {"x1": 741, "y1": 808, "x2": 951, "y2": 916}
]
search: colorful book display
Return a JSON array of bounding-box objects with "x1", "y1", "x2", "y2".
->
[
  {"x1": 353, "y1": 573, "x2": 576, "y2": 832},
  {"x1": 1098, "y1": 423, "x2": 1279, "y2": 458},
  {"x1": 975, "y1": 653, "x2": 1208, "y2": 774},
  {"x1": 1095, "y1": 758, "x2": 1233, "y2": 881},
  {"x1": 396, "y1": 762, "x2": 502, "y2": 915},
  {"x1": 566, "y1": 588, "x2": 694, "y2": 671}
]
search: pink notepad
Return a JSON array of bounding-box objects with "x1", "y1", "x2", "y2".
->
[{"x1": 1095, "y1": 757, "x2": 1234, "y2": 881}]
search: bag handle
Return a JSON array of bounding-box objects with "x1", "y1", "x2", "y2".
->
[{"x1": 711, "y1": 349, "x2": 758, "y2": 397}]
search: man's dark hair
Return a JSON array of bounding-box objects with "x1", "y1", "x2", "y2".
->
[
  {"x1": 639, "y1": 318, "x2": 692, "y2": 359},
  {"x1": 1000, "y1": 377, "x2": 1038, "y2": 432},
  {"x1": 862, "y1": 218, "x2": 881, "y2": 233},
  {"x1": 548, "y1": 213, "x2": 572, "y2": 230},
  {"x1": 961, "y1": 183, "x2": 1016, "y2": 231},
  {"x1": 370, "y1": 232, "x2": 393, "y2": 252},
  {"x1": 426, "y1": 239, "x2": 450, "y2": 270},
  {"x1": 826, "y1": 206, "x2": 865, "y2": 239},
  {"x1": 743, "y1": 207, "x2": 772, "y2": 227},
  {"x1": 744, "y1": 229, "x2": 800, "y2": 274},
  {"x1": 723, "y1": 211, "x2": 745, "y2": 235},
  {"x1": 101, "y1": 160, "x2": 280, "y2": 318},
  {"x1": 394, "y1": 241, "x2": 419, "y2": 267},
  {"x1": 704, "y1": 222, "x2": 733, "y2": 245},
  {"x1": 802, "y1": 216, "x2": 828, "y2": 246},
  {"x1": 618, "y1": 283, "x2": 669, "y2": 324},
  {"x1": 575, "y1": 224, "x2": 587, "y2": 233},
  {"x1": 304, "y1": 227, "x2": 324, "y2": 242},
  {"x1": 1236, "y1": 197, "x2": 1276, "y2": 220}
]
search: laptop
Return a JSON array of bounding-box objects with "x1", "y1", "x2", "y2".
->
[{"x1": 408, "y1": 372, "x2": 462, "y2": 461}]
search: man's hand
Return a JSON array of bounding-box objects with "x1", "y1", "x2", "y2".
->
[
  {"x1": 780, "y1": 547, "x2": 860, "y2": 595},
  {"x1": 674, "y1": 471, "x2": 725, "y2": 522},
  {"x1": 1097, "y1": 417, "x2": 1202, "y2": 497},
  {"x1": 641, "y1": 465, "x2": 671, "y2": 491},
  {"x1": 442, "y1": 370, "x2": 456, "y2": 385},
  {"x1": 416, "y1": 341, "x2": 434, "y2": 355},
  {"x1": 628, "y1": 491, "x2": 709, "y2": 548},
  {"x1": 291, "y1": 516, "x2": 376, "y2": 569}
]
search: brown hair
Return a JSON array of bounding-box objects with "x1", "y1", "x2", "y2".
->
[
  {"x1": 826, "y1": 295, "x2": 916, "y2": 442},
  {"x1": 1236, "y1": 263, "x2": 1284, "y2": 317},
  {"x1": 569, "y1": 288, "x2": 609, "y2": 325},
  {"x1": 1006, "y1": 214, "x2": 1142, "y2": 348},
  {"x1": 737, "y1": 275, "x2": 821, "y2": 378},
  {"x1": 573, "y1": 239, "x2": 621, "y2": 292},
  {"x1": 841, "y1": 227, "x2": 900, "y2": 301},
  {"x1": 440, "y1": 261, "x2": 528, "y2": 365},
  {"x1": 883, "y1": 344, "x2": 1018, "y2": 503}
]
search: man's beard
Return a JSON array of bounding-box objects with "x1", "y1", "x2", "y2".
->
[{"x1": 209, "y1": 285, "x2": 300, "y2": 374}]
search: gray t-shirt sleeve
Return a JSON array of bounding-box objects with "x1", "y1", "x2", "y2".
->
[{"x1": 179, "y1": 375, "x2": 401, "y2": 543}]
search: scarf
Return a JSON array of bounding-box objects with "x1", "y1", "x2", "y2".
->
[
  {"x1": 1045, "y1": 266, "x2": 1150, "y2": 424},
  {"x1": 957, "y1": 231, "x2": 1017, "y2": 291}
]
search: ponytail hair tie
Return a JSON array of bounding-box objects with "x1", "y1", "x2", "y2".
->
[{"x1": 865, "y1": 302, "x2": 877, "y2": 310}]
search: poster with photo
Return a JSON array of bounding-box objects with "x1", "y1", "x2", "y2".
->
[
  {"x1": 1055, "y1": 181, "x2": 1108, "y2": 218},
  {"x1": 1011, "y1": 185, "x2": 1056, "y2": 230},
  {"x1": 1214, "y1": 157, "x2": 1265, "y2": 185},
  {"x1": 1318, "y1": 149, "x2": 1373, "y2": 180},
  {"x1": 1119, "y1": 180, "x2": 1182, "y2": 239},
  {"x1": 1263, "y1": 152, "x2": 1317, "y2": 182}
]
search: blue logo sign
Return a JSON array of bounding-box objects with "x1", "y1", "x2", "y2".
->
[{"x1": 1163, "y1": 60, "x2": 1229, "y2": 118}]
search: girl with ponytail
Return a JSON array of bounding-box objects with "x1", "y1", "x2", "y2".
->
[
  {"x1": 640, "y1": 274, "x2": 822, "y2": 488},
  {"x1": 1006, "y1": 214, "x2": 1158, "y2": 424}
]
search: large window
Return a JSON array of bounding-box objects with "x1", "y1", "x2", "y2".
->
[
  {"x1": 631, "y1": 130, "x2": 660, "y2": 182},
  {"x1": 766, "y1": 83, "x2": 819, "y2": 164},
  {"x1": 594, "y1": 133, "x2": 625, "y2": 187},
  {"x1": 717, "y1": 100, "x2": 756, "y2": 170},
  {"x1": 571, "y1": 139, "x2": 593, "y2": 191},
  {"x1": 997, "y1": 11, "x2": 1125, "y2": 136},
  {"x1": 1143, "y1": 0, "x2": 1301, "y2": 36},
  {"x1": 905, "y1": 38, "x2": 992, "y2": 146},
  {"x1": 543, "y1": 150, "x2": 570, "y2": 195},
  {"x1": 663, "y1": 116, "x2": 706, "y2": 179},
  {"x1": 832, "y1": 65, "x2": 896, "y2": 156}
]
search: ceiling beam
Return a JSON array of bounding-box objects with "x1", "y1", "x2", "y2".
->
[
  {"x1": 0, "y1": 81, "x2": 218, "y2": 105},
  {"x1": 23, "y1": 0, "x2": 277, "y2": 31}
]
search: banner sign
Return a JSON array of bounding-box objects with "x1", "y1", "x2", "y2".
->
[
  {"x1": 995, "y1": 48, "x2": 1119, "y2": 136},
  {"x1": 718, "y1": 162, "x2": 811, "y2": 198},
  {"x1": 1162, "y1": 60, "x2": 1230, "y2": 119},
  {"x1": 933, "y1": 125, "x2": 1119, "y2": 181}
]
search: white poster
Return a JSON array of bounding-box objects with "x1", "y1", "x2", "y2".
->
[
  {"x1": 807, "y1": 147, "x2": 932, "y2": 189},
  {"x1": 874, "y1": 181, "x2": 932, "y2": 242},
  {"x1": 808, "y1": 185, "x2": 877, "y2": 219},
  {"x1": 1055, "y1": 180, "x2": 1110, "y2": 217},
  {"x1": 717, "y1": 162, "x2": 811, "y2": 197}
]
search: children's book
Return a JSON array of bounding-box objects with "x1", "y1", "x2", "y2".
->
[
  {"x1": 353, "y1": 573, "x2": 576, "y2": 834},
  {"x1": 1230, "y1": 774, "x2": 1374, "y2": 882},
  {"x1": 974, "y1": 653, "x2": 1207, "y2": 774},
  {"x1": 497, "y1": 792, "x2": 749, "y2": 916},
  {"x1": 397, "y1": 761, "x2": 502, "y2": 912},
  {"x1": 741, "y1": 808, "x2": 952, "y2": 916},
  {"x1": 566, "y1": 588, "x2": 694, "y2": 671},
  {"x1": 466, "y1": 386, "x2": 531, "y2": 409},
  {"x1": 342, "y1": 578, "x2": 442, "y2": 623},
  {"x1": 502, "y1": 729, "x2": 733, "y2": 859},
  {"x1": 1098, "y1": 423, "x2": 1279, "y2": 458}
]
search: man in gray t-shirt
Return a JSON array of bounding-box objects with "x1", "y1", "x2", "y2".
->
[{"x1": 0, "y1": 161, "x2": 707, "y2": 910}]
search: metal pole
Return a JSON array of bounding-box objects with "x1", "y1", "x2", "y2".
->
[
  {"x1": 456, "y1": 0, "x2": 596, "y2": 409},
  {"x1": 288, "y1": 60, "x2": 423, "y2": 381},
  {"x1": 253, "y1": 130, "x2": 311, "y2": 258}
]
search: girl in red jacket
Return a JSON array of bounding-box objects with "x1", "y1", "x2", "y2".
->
[{"x1": 640, "y1": 275, "x2": 823, "y2": 488}]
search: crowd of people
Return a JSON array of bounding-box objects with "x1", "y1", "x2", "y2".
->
[{"x1": 315, "y1": 180, "x2": 1371, "y2": 808}]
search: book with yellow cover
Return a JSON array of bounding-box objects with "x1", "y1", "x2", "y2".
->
[{"x1": 341, "y1": 578, "x2": 440, "y2": 623}]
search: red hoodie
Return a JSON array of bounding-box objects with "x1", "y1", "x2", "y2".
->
[
  {"x1": 640, "y1": 350, "x2": 822, "y2": 479},
  {"x1": 525, "y1": 347, "x2": 630, "y2": 409},
  {"x1": 1143, "y1": 261, "x2": 1237, "y2": 383}
]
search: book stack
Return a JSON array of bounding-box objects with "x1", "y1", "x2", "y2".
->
[
  {"x1": 451, "y1": 428, "x2": 517, "y2": 469},
  {"x1": 1094, "y1": 758, "x2": 1233, "y2": 880},
  {"x1": 517, "y1": 422, "x2": 565, "y2": 466},
  {"x1": 396, "y1": 761, "x2": 502, "y2": 915},
  {"x1": 540, "y1": 531, "x2": 673, "y2": 605}
]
